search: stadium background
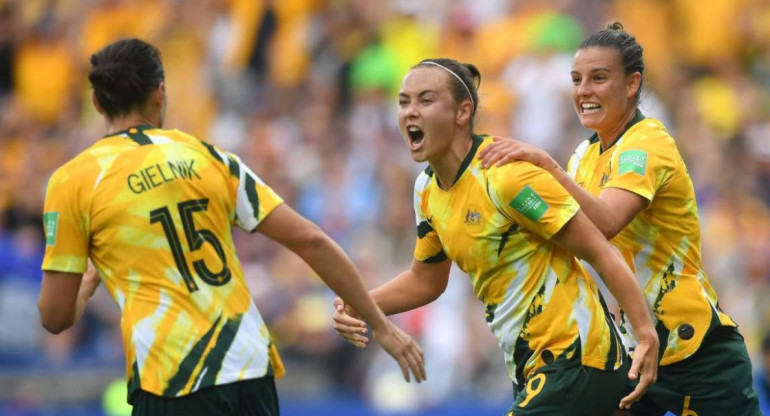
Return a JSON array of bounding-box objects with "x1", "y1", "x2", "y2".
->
[{"x1": 0, "y1": 0, "x2": 769, "y2": 415}]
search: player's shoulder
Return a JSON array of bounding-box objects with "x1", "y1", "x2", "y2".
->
[
  {"x1": 622, "y1": 117, "x2": 676, "y2": 149},
  {"x1": 486, "y1": 159, "x2": 541, "y2": 181},
  {"x1": 48, "y1": 142, "x2": 106, "y2": 187},
  {"x1": 414, "y1": 166, "x2": 434, "y2": 193}
]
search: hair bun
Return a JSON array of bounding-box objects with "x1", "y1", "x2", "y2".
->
[{"x1": 606, "y1": 21, "x2": 625, "y2": 31}]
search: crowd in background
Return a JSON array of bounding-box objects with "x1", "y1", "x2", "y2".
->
[{"x1": 1, "y1": 0, "x2": 770, "y2": 414}]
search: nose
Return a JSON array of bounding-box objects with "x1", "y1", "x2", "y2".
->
[
  {"x1": 403, "y1": 101, "x2": 418, "y2": 118},
  {"x1": 576, "y1": 79, "x2": 591, "y2": 97}
]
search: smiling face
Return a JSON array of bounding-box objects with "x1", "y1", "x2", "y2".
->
[
  {"x1": 397, "y1": 66, "x2": 471, "y2": 163},
  {"x1": 571, "y1": 46, "x2": 640, "y2": 138}
]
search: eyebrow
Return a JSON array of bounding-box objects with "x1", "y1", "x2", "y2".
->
[
  {"x1": 571, "y1": 67, "x2": 612, "y2": 75},
  {"x1": 398, "y1": 89, "x2": 439, "y2": 98}
]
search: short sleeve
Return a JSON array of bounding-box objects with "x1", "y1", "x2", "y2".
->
[
  {"x1": 213, "y1": 149, "x2": 283, "y2": 232},
  {"x1": 41, "y1": 168, "x2": 90, "y2": 274},
  {"x1": 412, "y1": 172, "x2": 447, "y2": 263},
  {"x1": 604, "y1": 131, "x2": 676, "y2": 202},
  {"x1": 487, "y1": 162, "x2": 580, "y2": 241},
  {"x1": 567, "y1": 138, "x2": 592, "y2": 179}
]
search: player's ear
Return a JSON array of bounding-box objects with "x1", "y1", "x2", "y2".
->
[
  {"x1": 153, "y1": 82, "x2": 165, "y2": 106},
  {"x1": 456, "y1": 100, "x2": 472, "y2": 126}
]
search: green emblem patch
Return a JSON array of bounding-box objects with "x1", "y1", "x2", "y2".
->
[
  {"x1": 618, "y1": 150, "x2": 647, "y2": 175},
  {"x1": 509, "y1": 185, "x2": 549, "y2": 222},
  {"x1": 43, "y1": 212, "x2": 59, "y2": 246}
]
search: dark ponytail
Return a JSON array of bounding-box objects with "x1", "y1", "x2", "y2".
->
[
  {"x1": 89, "y1": 38, "x2": 165, "y2": 118},
  {"x1": 579, "y1": 22, "x2": 644, "y2": 105}
]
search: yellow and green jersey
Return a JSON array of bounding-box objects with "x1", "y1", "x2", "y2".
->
[
  {"x1": 413, "y1": 135, "x2": 623, "y2": 385},
  {"x1": 42, "y1": 125, "x2": 285, "y2": 402},
  {"x1": 567, "y1": 111, "x2": 736, "y2": 365}
]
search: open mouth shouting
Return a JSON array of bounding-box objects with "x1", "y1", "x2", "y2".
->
[{"x1": 407, "y1": 125, "x2": 425, "y2": 150}]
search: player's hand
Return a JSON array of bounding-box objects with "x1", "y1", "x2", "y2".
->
[
  {"x1": 619, "y1": 329, "x2": 659, "y2": 409},
  {"x1": 477, "y1": 136, "x2": 557, "y2": 171},
  {"x1": 332, "y1": 297, "x2": 369, "y2": 349},
  {"x1": 370, "y1": 319, "x2": 426, "y2": 383},
  {"x1": 81, "y1": 261, "x2": 101, "y2": 298}
]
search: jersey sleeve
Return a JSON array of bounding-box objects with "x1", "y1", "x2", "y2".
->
[
  {"x1": 41, "y1": 167, "x2": 90, "y2": 274},
  {"x1": 567, "y1": 138, "x2": 592, "y2": 179},
  {"x1": 487, "y1": 162, "x2": 580, "y2": 241},
  {"x1": 223, "y1": 151, "x2": 284, "y2": 232},
  {"x1": 604, "y1": 130, "x2": 677, "y2": 202},
  {"x1": 413, "y1": 172, "x2": 447, "y2": 263}
]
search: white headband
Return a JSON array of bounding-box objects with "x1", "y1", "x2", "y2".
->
[{"x1": 422, "y1": 61, "x2": 475, "y2": 111}]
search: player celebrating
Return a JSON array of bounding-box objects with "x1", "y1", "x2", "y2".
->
[
  {"x1": 37, "y1": 38, "x2": 425, "y2": 416},
  {"x1": 479, "y1": 22, "x2": 761, "y2": 416},
  {"x1": 332, "y1": 58, "x2": 659, "y2": 415}
]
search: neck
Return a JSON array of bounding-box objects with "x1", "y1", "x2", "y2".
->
[
  {"x1": 429, "y1": 132, "x2": 474, "y2": 191},
  {"x1": 598, "y1": 108, "x2": 637, "y2": 151},
  {"x1": 105, "y1": 113, "x2": 158, "y2": 135}
]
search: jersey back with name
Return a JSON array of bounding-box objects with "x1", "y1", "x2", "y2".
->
[
  {"x1": 42, "y1": 126, "x2": 284, "y2": 401},
  {"x1": 413, "y1": 136, "x2": 623, "y2": 385},
  {"x1": 567, "y1": 116, "x2": 735, "y2": 365}
]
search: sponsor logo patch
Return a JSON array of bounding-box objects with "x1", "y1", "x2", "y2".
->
[
  {"x1": 509, "y1": 185, "x2": 549, "y2": 222},
  {"x1": 618, "y1": 150, "x2": 647, "y2": 175},
  {"x1": 43, "y1": 212, "x2": 59, "y2": 246}
]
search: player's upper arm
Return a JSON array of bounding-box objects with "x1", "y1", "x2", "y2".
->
[
  {"x1": 41, "y1": 166, "x2": 90, "y2": 274},
  {"x1": 38, "y1": 270, "x2": 83, "y2": 334},
  {"x1": 487, "y1": 161, "x2": 579, "y2": 241},
  {"x1": 409, "y1": 256, "x2": 452, "y2": 298},
  {"x1": 255, "y1": 203, "x2": 325, "y2": 252}
]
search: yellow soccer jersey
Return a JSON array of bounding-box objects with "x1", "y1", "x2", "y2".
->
[
  {"x1": 567, "y1": 111, "x2": 736, "y2": 366},
  {"x1": 414, "y1": 135, "x2": 623, "y2": 385},
  {"x1": 42, "y1": 126, "x2": 285, "y2": 402}
]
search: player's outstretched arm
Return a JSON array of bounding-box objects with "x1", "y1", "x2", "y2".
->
[
  {"x1": 256, "y1": 203, "x2": 426, "y2": 382},
  {"x1": 332, "y1": 258, "x2": 451, "y2": 347},
  {"x1": 552, "y1": 209, "x2": 659, "y2": 409}
]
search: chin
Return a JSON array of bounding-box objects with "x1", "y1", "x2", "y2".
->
[{"x1": 410, "y1": 151, "x2": 428, "y2": 163}]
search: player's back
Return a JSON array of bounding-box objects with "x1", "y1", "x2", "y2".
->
[{"x1": 43, "y1": 125, "x2": 283, "y2": 399}]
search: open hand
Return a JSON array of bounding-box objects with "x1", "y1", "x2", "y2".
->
[
  {"x1": 332, "y1": 297, "x2": 426, "y2": 383},
  {"x1": 332, "y1": 297, "x2": 369, "y2": 348},
  {"x1": 619, "y1": 332, "x2": 659, "y2": 409}
]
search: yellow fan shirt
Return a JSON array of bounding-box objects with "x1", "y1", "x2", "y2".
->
[
  {"x1": 414, "y1": 135, "x2": 623, "y2": 385},
  {"x1": 567, "y1": 111, "x2": 736, "y2": 365},
  {"x1": 42, "y1": 126, "x2": 284, "y2": 402}
]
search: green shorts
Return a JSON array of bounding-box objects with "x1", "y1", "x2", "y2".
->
[
  {"x1": 131, "y1": 376, "x2": 279, "y2": 416},
  {"x1": 627, "y1": 326, "x2": 760, "y2": 416},
  {"x1": 506, "y1": 360, "x2": 630, "y2": 416}
]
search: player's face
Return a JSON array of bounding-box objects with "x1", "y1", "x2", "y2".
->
[
  {"x1": 398, "y1": 67, "x2": 464, "y2": 163},
  {"x1": 571, "y1": 46, "x2": 639, "y2": 137}
]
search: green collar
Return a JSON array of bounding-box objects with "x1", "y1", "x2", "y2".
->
[
  {"x1": 588, "y1": 110, "x2": 645, "y2": 154},
  {"x1": 103, "y1": 124, "x2": 156, "y2": 138},
  {"x1": 435, "y1": 135, "x2": 484, "y2": 189}
]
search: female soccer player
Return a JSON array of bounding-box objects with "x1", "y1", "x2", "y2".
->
[
  {"x1": 37, "y1": 38, "x2": 425, "y2": 416},
  {"x1": 478, "y1": 23, "x2": 761, "y2": 416},
  {"x1": 332, "y1": 57, "x2": 659, "y2": 415}
]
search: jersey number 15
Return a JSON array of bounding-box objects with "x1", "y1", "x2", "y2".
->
[{"x1": 150, "y1": 198, "x2": 232, "y2": 292}]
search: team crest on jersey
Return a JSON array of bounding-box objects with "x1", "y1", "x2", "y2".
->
[
  {"x1": 464, "y1": 209, "x2": 482, "y2": 225},
  {"x1": 600, "y1": 172, "x2": 610, "y2": 188}
]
